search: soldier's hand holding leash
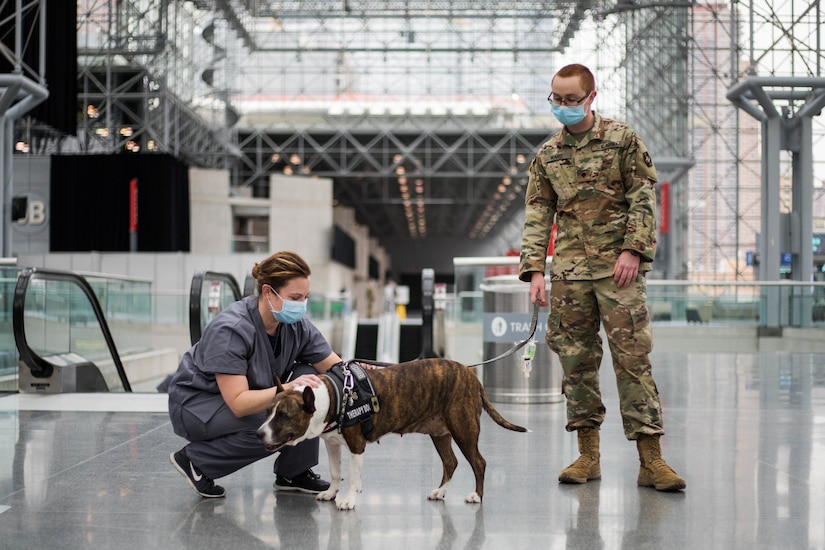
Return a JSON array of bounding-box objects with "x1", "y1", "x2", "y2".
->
[{"x1": 528, "y1": 271, "x2": 548, "y2": 306}]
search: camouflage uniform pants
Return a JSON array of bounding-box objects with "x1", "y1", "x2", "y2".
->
[{"x1": 545, "y1": 276, "x2": 664, "y2": 439}]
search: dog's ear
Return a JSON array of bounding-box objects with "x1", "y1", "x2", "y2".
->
[
  {"x1": 274, "y1": 373, "x2": 285, "y2": 394},
  {"x1": 301, "y1": 386, "x2": 316, "y2": 414}
]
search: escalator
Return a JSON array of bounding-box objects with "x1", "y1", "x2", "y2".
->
[
  {"x1": 242, "y1": 273, "x2": 256, "y2": 300},
  {"x1": 14, "y1": 268, "x2": 253, "y2": 394},
  {"x1": 188, "y1": 270, "x2": 249, "y2": 345},
  {"x1": 155, "y1": 270, "x2": 251, "y2": 393},
  {"x1": 13, "y1": 267, "x2": 132, "y2": 393}
]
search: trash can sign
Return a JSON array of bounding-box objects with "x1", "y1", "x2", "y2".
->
[{"x1": 484, "y1": 312, "x2": 545, "y2": 342}]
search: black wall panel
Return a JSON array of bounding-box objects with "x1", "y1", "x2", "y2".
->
[{"x1": 50, "y1": 154, "x2": 190, "y2": 252}]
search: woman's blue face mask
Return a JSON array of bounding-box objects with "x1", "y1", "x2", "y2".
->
[{"x1": 266, "y1": 285, "x2": 307, "y2": 324}]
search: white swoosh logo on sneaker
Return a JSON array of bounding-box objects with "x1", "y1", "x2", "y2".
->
[{"x1": 190, "y1": 464, "x2": 203, "y2": 482}]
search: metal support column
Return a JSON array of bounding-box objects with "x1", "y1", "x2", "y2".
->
[
  {"x1": 1, "y1": 76, "x2": 49, "y2": 257},
  {"x1": 1, "y1": 1, "x2": 49, "y2": 257},
  {"x1": 727, "y1": 76, "x2": 825, "y2": 328},
  {"x1": 761, "y1": 116, "x2": 782, "y2": 326}
]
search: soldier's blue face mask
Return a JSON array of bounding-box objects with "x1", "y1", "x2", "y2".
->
[
  {"x1": 266, "y1": 285, "x2": 308, "y2": 324},
  {"x1": 550, "y1": 103, "x2": 587, "y2": 126},
  {"x1": 548, "y1": 91, "x2": 591, "y2": 126}
]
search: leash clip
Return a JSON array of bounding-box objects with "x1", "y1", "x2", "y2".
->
[
  {"x1": 342, "y1": 366, "x2": 355, "y2": 391},
  {"x1": 521, "y1": 340, "x2": 537, "y2": 378}
]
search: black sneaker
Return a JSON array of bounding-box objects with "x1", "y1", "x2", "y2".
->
[
  {"x1": 274, "y1": 469, "x2": 330, "y2": 494},
  {"x1": 170, "y1": 449, "x2": 226, "y2": 498}
]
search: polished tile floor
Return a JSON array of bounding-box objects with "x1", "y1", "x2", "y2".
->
[{"x1": 1, "y1": 350, "x2": 824, "y2": 550}]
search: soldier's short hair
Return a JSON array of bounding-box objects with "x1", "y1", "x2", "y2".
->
[{"x1": 553, "y1": 64, "x2": 595, "y2": 93}]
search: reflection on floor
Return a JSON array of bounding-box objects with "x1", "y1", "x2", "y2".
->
[{"x1": 1, "y1": 351, "x2": 824, "y2": 550}]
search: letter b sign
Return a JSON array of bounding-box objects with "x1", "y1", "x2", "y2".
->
[{"x1": 14, "y1": 197, "x2": 46, "y2": 226}]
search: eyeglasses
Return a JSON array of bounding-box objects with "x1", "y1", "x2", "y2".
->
[
  {"x1": 547, "y1": 92, "x2": 591, "y2": 106},
  {"x1": 266, "y1": 284, "x2": 309, "y2": 302}
]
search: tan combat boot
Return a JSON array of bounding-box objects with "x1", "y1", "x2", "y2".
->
[
  {"x1": 636, "y1": 434, "x2": 686, "y2": 491},
  {"x1": 558, "y1": 428, "x2": 601, "y2": 484}
]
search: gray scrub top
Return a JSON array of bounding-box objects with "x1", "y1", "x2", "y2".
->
[{"x1": 168, "y1": 294, "x2": 332, "y2": 424}]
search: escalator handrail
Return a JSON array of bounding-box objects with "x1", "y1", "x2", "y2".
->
[
  {"x1": 12, "y1": 267, "x2": 133, "y2": 392},
  {"x1": 242, "y1": 273, "x2": 256, "y2": 298},
  {"x1": 189, "y1": 271, "x2": 243, "y2": 346}
]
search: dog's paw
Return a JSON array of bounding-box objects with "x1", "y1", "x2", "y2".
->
[
  {"x1": 464, "y1": 492, "x2": 482, "y2": 504},
  {"x1": 335, "y1": 494, "x2": 357, "y2": 510},
  {"x1": 316, "y1": 489, "x2": 338, "y2": 501},
  {"x1": 427, "y1": 487, "x2": 447, "y2": 500}
]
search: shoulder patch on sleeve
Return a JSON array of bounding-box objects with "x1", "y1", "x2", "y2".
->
[{"x1": 643, "y1": 151, "x2": 653, "y2": 167}]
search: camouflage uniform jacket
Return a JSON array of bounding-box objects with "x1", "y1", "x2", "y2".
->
[{"x1": 518, "y1": 112, "x2": 658, "y2": 282}]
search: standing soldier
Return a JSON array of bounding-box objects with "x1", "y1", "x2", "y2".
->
[{"x1": 519, "y1": 63, "x2": 685, "y2": 491}]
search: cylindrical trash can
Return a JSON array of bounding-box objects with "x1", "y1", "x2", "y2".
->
[{"x1": 480, "y1": 275, "x2": 563, "y2": 404}]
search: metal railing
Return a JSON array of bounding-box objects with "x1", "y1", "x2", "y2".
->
[
  {"x1": 453, "y1": 257, "x2": 825, "y2": 329},
  {"x1": 0, "y1": 259, "x2": 18, "y2": 389}
]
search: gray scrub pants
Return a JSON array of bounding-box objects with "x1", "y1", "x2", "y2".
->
[{"x1": 176, "y1": 363, "x2": 321, "y2": 480}]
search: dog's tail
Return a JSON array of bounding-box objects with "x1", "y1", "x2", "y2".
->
[{"x1": 481, "y1": 391, "x2": 528, "y2": 432}]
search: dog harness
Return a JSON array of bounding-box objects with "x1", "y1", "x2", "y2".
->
[{"x1": 322, "y1": 361, "x2": 380, "y2": 439}]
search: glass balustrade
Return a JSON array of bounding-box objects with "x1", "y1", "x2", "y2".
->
[{"x1": 3, "y1": 256, "x2": 822, "y2": 394}]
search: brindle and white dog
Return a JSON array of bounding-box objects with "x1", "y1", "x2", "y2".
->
[{"x1": 257, "y1": 358, "x2": 528, "y2": 510}]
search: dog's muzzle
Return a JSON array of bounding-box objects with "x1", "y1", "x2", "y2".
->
[{"x1": 256, "y1": 425, "x2": 290, "y2": 452}]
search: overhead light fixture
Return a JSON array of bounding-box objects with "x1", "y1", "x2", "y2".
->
[{"x1": 289, "y1": 153, "x2": 301, "y2": 165}]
